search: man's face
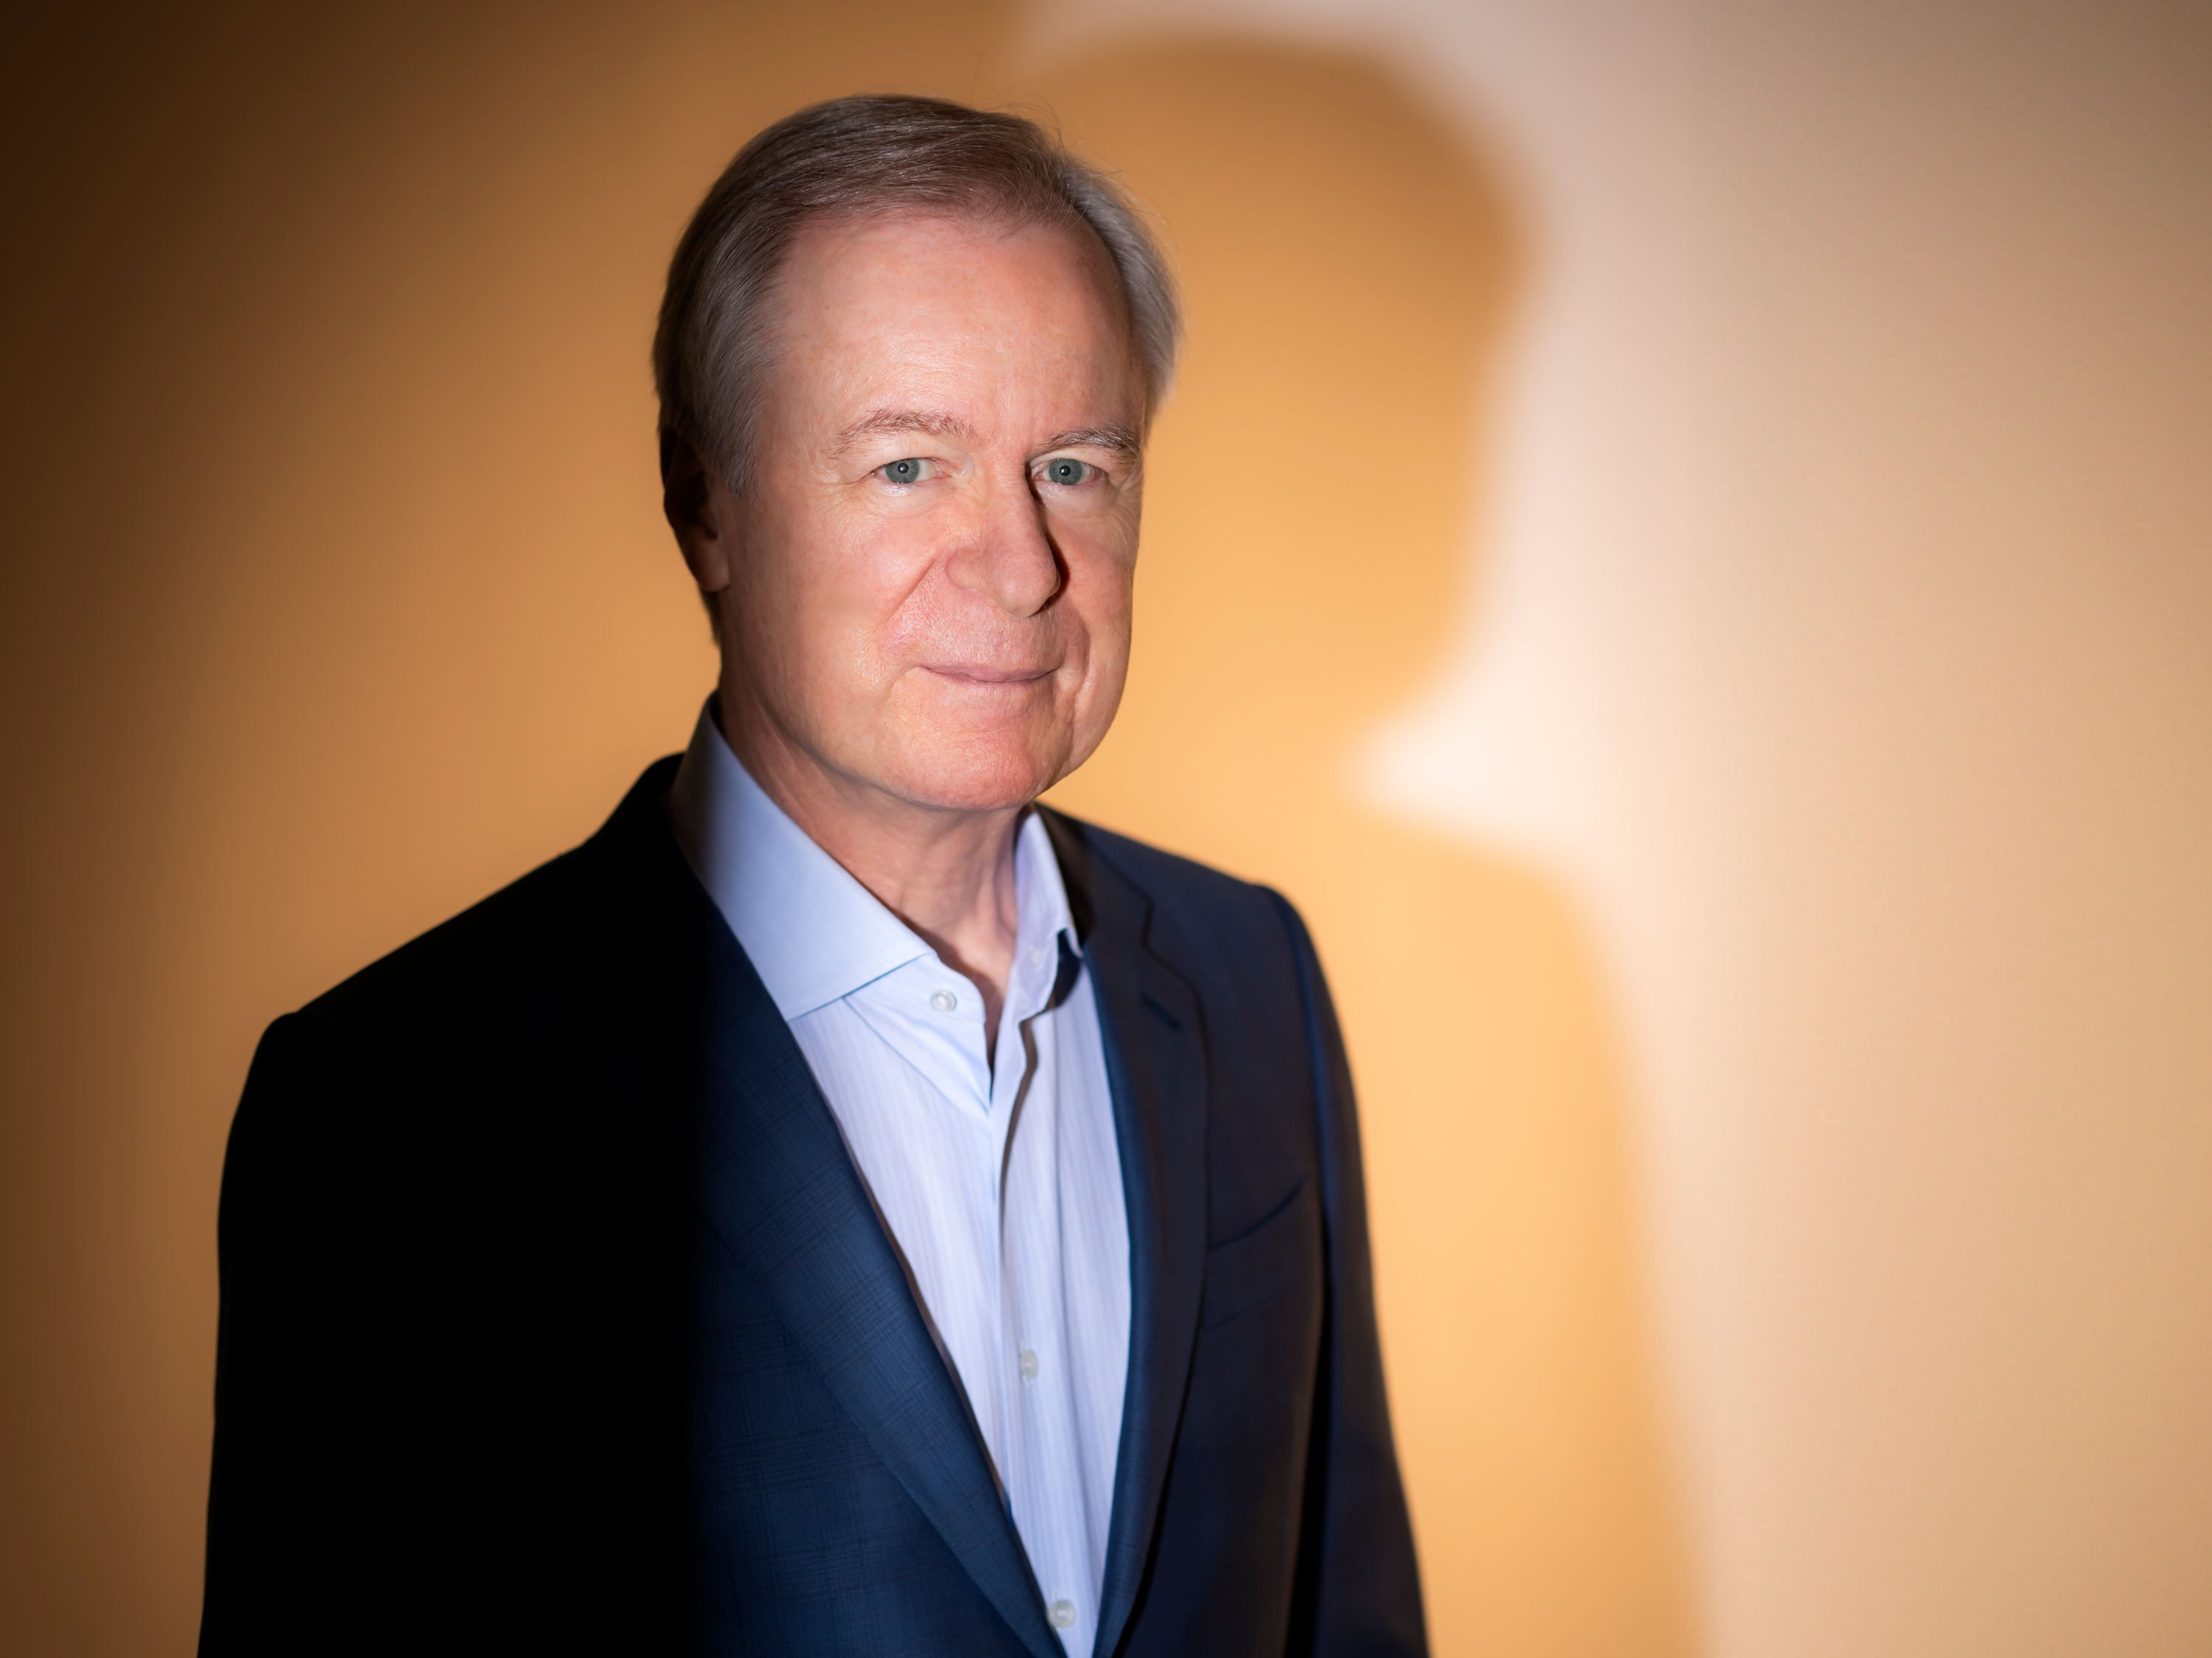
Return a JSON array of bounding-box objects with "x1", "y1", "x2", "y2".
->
[{"x1": 704, "y1": 210, "x2": 1147, "y2": 815}]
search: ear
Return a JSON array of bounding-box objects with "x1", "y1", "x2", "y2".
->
[{"x1": 661, "y1": 430, "x2": 734, "y2": 597}]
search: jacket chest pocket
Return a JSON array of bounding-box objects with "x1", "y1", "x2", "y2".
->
[{"x1": 1198, "y1": 1177, "x2": 1319, "y2": 1330}]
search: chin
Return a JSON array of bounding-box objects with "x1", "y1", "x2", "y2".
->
[{"x1": 885, "y1": 731, "x2": 1065, "y2": 814}]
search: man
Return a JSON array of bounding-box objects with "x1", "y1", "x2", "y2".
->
[{"x1": 201, "y1": 94, "x2": 1424, "y2": 1656}]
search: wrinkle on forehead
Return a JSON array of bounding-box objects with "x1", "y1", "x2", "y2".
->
[{"x1": 766, "y1": 213, "x2": 1146, "y2": 479}]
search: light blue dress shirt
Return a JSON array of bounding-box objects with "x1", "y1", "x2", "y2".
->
[{"x1": 667, "y1": 704, "x2": 1130, "y2": 1654}]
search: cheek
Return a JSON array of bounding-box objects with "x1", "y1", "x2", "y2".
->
[
  {"x1": 744, "y1": 510, "x2": 930, "y2": 693},
  {"x1": 1062, "y1": 529, "x2": 1137, "y2": 667},
  {"x1": 828, "y1": 513, "x2": 947, "y2": 655},
  {"x1": 1055, "y1": 541, "x2": 1136, "y2": 743}
]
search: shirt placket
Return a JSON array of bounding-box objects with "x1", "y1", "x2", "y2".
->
[
  {"x1": 983, "y1": 938, "x2": 1033, "y2": 1547},
  {"x1": 999, "y1": 935, "x2": 1093, "y2": 1648}
]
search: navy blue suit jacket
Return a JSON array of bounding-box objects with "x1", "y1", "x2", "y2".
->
[{"x1": 200, "y1": 760, "x2": 1426, "y2": 1655}]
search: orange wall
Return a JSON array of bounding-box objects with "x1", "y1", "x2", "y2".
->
[{"x1": 1, "y1": 4, "x2": 2205, "y2": 1654}]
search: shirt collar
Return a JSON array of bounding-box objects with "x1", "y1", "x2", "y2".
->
[
  {"x1": 666, "y1": 698, "x2": 1076, "y2": 1022},
  {"x1": 1006, "y1": 793, "x2": 1080, "y2": 1023}
]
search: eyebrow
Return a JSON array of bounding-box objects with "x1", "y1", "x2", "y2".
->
[
  {"x1": 826, "y1": 408, "x2": 979, "y2": 459},
  {"x1": 1038, "y1": 424, "x2": 1142, "y2": 462},
  {"x1": 825, "y1": 410, "x2": 1141, "y2": 463}
]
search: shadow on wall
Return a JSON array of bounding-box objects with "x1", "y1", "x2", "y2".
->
[{"x1": 1028, "y1": 38, "x2": 1703, "y2": 1658}]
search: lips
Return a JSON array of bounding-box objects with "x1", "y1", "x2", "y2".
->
[{"x1": 921, "y1": 664, "x2": 1056, "y2": 684}]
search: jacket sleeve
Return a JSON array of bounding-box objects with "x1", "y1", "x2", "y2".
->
[
  {"x1": 199, "y1": 1011, "x2": 388, "y2": 1651},
  {"x1": 1268, "y1": 890, "x2": 1429, "y2": 1657}
]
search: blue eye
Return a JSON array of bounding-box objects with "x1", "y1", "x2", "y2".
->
[
  {"x1": 879, "y1": 458, "x2": 927, "y2": 484},
  {"x1": 1040, "y1": 457, "x2": 1093, "y2": 487}
]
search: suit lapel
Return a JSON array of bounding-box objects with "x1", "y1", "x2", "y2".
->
[
  {"x1": 594, "y1": 776, "x2": 1061, "y2": 1658},
  {"x1": 1043, "y1": 814, "x2": 1211, "y2": 1658}
]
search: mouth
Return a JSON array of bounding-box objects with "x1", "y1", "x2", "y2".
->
[{"x1": 921, "y1": 664, "x2": 1057, "y2": 687}]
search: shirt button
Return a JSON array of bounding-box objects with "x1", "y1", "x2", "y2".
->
[
  {"x1": 1018, "y1": 1347, "x2": 1039, "y2": 1382},
  {"x1": 1049, "y1": 1599, "x2": 1076, "y2": 1630},
  {"x1": 929, "y1": 989, "x2": 958, "y2": 1013}
]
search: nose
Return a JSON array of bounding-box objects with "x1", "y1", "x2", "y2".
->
[{"x1": 944, "y1": 469, "x2": 1065, "y2": 618}]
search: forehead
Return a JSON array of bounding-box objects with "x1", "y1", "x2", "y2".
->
[{"x1": 766, "y1": 210, "x2": 1139, "y2": 423}]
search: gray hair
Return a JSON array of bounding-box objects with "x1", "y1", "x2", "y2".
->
[{"x1": 653, "y1": 94, "x2": 1181, "y2": 493}]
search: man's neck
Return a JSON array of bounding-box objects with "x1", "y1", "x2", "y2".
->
[{"x1": 716, "y1": 691, "x2": 1024, "y2": 1043}]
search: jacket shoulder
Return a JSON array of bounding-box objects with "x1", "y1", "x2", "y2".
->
[
  {"x1": 1043, "y1": 810, "x2": 1309, "y2": 989},
  {"x1": 289, "y1": 757, "x2": 681, "y2": 1036},
  {"x1": 1047, "y1": 805, "x2": 1273, "y2": 909},
  {"x1": 293, "y1": 839, "x2": 602, "y2": 1039}
]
